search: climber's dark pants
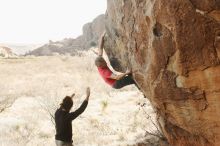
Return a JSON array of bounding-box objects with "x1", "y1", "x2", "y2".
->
[{"x1": 113, "y1": 75, "x2": 138, "y2": 89}]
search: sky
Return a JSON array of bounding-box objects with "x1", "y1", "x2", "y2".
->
[{"x1": 0, "y1": 0, "x2": 106, "y2": 44}]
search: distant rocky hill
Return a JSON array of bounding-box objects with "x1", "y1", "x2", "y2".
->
[
  {"x1": 27, "y1": 14, "x2": 105, "y2": 56},
  {"x1": 0, "y1": 46, "x2": 17, "y2": 58},
  {"x1": 1, "y1": 43, "x2": 43, "y2": 55}
]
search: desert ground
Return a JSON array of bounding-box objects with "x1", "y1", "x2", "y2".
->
[{"x1": 0, "y1": 51, "x2": 159, "y2": 146}]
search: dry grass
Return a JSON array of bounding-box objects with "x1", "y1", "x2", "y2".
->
[{"x1": 0, "y1": 51, "x2": 157, "y2": 146}]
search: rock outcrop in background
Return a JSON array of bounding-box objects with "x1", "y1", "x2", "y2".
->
[
  {"x1": 0, "y1": 46, "x2": 17, "y2": 58},
  {"x1": 27, "y1": 14, "x2": 105, "y2": 56},
  {"x1": 104, "y1": 0, "x2": 220, "y2": 146}
]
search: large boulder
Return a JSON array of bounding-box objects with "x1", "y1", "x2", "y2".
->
[{"x1": 104, "y1": 0, "x2": 220, "y2": 146}]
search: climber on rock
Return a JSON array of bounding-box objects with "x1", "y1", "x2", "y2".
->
[
  {"x1": 55, "y1": 87, "x2": 90, "y2": 146},
  {"x1": 94, "y1": 32, "x2": 138, "y2": 89}
]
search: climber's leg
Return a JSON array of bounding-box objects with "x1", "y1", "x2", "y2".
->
[
  {"x1": 113, "y1": 74, "x2": 146, "y2": 98},
  {"x1": 113, "y1": 74, "x2": 137, "y2": 89}
]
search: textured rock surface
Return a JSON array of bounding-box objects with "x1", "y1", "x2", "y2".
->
[
  {"x1": 104, "y1": 0, "x2": 220, "y2": 146},
  {"x1": 27, "y1": 15, "x2": 105, "y2": 56}
]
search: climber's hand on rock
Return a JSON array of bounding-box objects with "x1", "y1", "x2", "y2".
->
[
  {"x1": 101, "y1": 31, "x2": 106, "y2": 37},
  {"x1": 125, "y1": 68, "x2": 132, "y2": 74}
]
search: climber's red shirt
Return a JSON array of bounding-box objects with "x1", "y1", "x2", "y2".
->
[{"x1": 97, "y1": 66, "x2": 116, "y2": 86}]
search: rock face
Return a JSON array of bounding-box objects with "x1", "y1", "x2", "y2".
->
[
  {"x1": 27, "y1": 14, "x2": 105, "y2": 56},
  {"x1": 104, "y1": 0, "x2": 220, "y2": 146}
]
